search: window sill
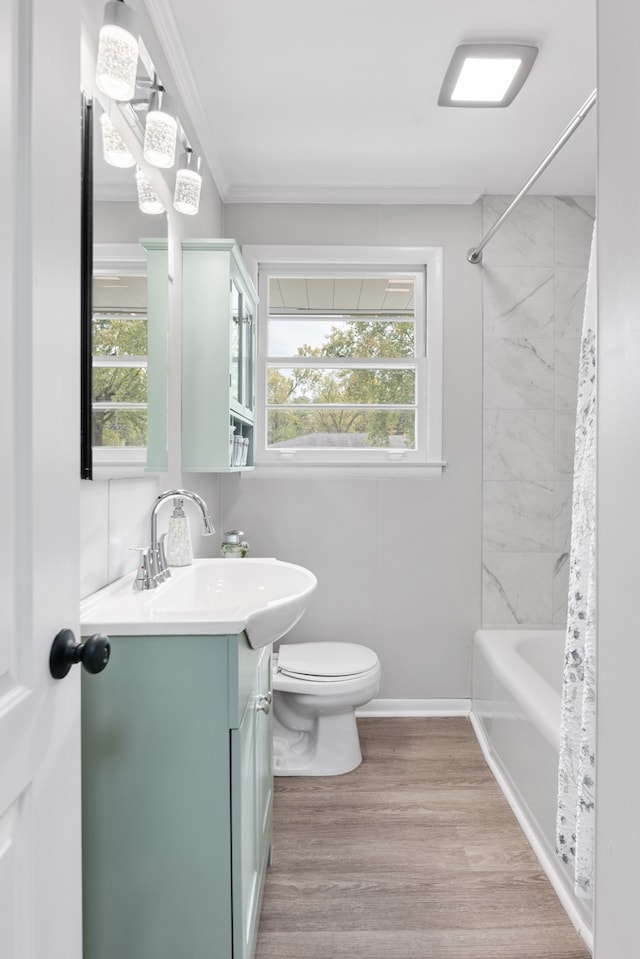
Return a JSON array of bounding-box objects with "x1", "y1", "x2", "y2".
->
[
  {"x1": 240, "y1": 462, "x2": 446, "y2": 480},
  {"x1": 90, "y1": 465, "x2": 166, "y2": 481},
  {"x1": 90, "y1": 447, "x2": 166, "y2": 481}
]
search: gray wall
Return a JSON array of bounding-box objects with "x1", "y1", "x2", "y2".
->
[
  {"x1": 481, "y1": 195, "x2": 594, "y2": 626},
  {"x1": 220, "y1": 202, "x2": 483, "y2": 701}
]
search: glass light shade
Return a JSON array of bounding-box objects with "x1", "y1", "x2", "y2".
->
[
  {"x1": 95, "y1": 1, "x2": 139, "y2": 102},
  {"x1": 100, "y1": 113, "x2": 135, "y2": 168},
  {"x1": 173, "y1": 153, "x2": 202, "y2": 215},
  {"x1": 143, "y1": 91, "x2": 177, "y2": 168},
  {"x1": 135, "y1": 168, "x2": 164, "y2": 214}
]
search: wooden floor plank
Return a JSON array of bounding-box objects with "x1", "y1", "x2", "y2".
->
[
  {"x1": 256, "y1": 930, "x2": 590, "y2": 959},
  {"x1": 255, "y1": 717, "x2": 591, "y2": 959}
]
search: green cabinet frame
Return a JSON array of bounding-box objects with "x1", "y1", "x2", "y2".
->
[{"x1": 182, "y1": 240, "x2": 258, "y2": 472}]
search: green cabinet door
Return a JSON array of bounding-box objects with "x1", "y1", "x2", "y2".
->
[
  {"x1": 231, "y1": 647, "x2": 273, "y2": 959},
  {"x1": 81, "y1": 634, "x2": 234, "y2": 959}
]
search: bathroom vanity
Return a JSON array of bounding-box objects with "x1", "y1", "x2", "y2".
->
[
  {"x1": 79, "y1": 557, "x2": 317, "y2": 959},
  {"x1": 81, "y1": 632, "x2": 273, "y2": 959}
]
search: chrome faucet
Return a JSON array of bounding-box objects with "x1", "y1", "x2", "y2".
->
[{"x1": 133, "y1": 488, "x2": 215, "y2": 590}]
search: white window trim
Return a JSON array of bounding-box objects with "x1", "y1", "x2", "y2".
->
[{"x1": 242, "y1": 245, "x2": 445, "y2": 478}]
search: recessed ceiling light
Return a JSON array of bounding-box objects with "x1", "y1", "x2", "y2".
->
[
  {"x1": 452, "y1": 58, "x2": 521, "y2": 102},
  {"x1": 438, "y1": 43, "x2": 538, "y2": 108}
]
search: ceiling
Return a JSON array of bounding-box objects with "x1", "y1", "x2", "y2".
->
[
  {"x1": 144, "y1": 0, "x2": 596, "y2": 204},
  {"x1": 93, "y1": 275, "x2": 147, "y2": 312},
  {"x1": 270, "y1": 277, "x2": 415, "y2": 315}
]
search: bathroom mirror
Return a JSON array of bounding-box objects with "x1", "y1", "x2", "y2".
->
[{"x1": 81, "y1": 91, "x2": 168, "y2": 480}]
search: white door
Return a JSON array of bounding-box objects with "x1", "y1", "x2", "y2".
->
[{"x1": 0, "y1": 0, "x2": 83, "y2": 956}]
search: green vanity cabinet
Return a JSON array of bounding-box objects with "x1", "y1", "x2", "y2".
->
[
  {"x1": 181, "y1": 240, "x2": 258, "y2": 472},
  {"x1": 81, "y1": 633, "x2": 273, "y2": 959}
]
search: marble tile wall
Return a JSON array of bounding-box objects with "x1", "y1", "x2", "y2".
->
[{"x1": 481, "y1": 195, "x2": 595, "y2": 627}]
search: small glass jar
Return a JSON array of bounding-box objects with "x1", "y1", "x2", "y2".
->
[{"x1": 220, "y1": 530, "x2": 249, "y2": 558}]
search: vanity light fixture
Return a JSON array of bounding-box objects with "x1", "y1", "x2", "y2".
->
[
  {"x1": 100, "y1": 112, "x2": 135, "y2": 168},
  {"x1": 95, "y1": 0, "x2": 139, "y2": 102},
  {"x1": 135, "y1": 166, "x2": 164, "y2": 214},
  {"x1": 143, "y1": 88, "x2": 177, "y2": 168},
  {"x1": 173, "y1": 149, "x2": 202, "y2": 215},
  {"x1": 94, "y1": 10, "x2": 203, "y2": 215},
  {"x1": 438, "y1": 43, "x2": 538, "y2": 107}
]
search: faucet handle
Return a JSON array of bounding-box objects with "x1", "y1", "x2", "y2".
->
[
  {"x1": 156, "y1": 533, "x2": 171, "y2": 582},
  {"x1": 129, "y1": 547, "x2": 154, "y2": 591}
]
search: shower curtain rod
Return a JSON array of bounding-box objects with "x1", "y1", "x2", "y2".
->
[{"x1": 467, "y1": 89, "x2": 597, "y2": 264}]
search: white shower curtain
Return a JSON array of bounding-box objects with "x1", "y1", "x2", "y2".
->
[{"x1": 556, "y1": 225, "x2": 597, "y2": 899}]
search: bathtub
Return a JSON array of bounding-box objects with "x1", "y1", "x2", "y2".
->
[{"x1": 471, "y1": 629, "x2": 593, "y2": 948}]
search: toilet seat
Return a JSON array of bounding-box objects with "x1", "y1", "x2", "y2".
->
[{"x1": 277, "y1": 642, "x2": 379, "y2": 682}]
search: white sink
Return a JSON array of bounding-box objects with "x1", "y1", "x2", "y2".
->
[{"x1": 80, "y1": 558, "x2": 317, "y2": 648}]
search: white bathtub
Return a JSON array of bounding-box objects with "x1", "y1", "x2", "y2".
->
[{"x1": 471, "y1": 628, "x2": 592, "y2": 948}]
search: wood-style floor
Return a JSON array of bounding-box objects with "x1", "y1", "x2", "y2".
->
[{"x1": 255, "y1": 717, "x2": 591, "y2": 959}]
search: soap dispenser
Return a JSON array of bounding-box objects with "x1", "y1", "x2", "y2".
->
[{"x1": 165, "y1": 498, "x2": 193, "y2": 567}]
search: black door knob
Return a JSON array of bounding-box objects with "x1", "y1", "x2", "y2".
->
[{"x1": 50, "y1": 628, "x2": 111, "y2": 680}]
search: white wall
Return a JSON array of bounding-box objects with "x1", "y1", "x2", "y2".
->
[
  {"x1": 219, "y1": 202, "x2": 483, "y2": 700},
  {"x1": 594, "y1": 0, "x2": 640, "y2": 953}
]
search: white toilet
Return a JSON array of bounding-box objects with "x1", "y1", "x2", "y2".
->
[{"x1": 272, "y1": 641, "x2": 381, "y2": 776}]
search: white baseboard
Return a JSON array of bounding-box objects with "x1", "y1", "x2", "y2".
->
[
  {"x1": 357, "y1": 698, "x2": 471, "y2": 717},
  {"x1": 469, "y1": 711, "x2": 593, "y2": 953}
]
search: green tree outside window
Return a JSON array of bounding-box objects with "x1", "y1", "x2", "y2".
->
[
  {"x1": 267, "y1": 319, "x2": 416, "y2": 448},
  {"x1": 92, "y1": 314, "x2": 148, "y2": 447}
]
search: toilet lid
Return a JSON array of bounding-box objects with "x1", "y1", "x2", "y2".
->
[{"x1": 277, "y1": 642, "x2": 379, "y2": 679}]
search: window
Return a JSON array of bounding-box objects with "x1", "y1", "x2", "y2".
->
[
  {"x1": 245, "y1": 246, "x2": 444, "y2": 475},
  {"x1": 91, "y1": 269, "x2": 148, "y2": 471}
]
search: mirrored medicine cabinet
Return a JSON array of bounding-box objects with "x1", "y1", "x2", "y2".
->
[
  {"x1": 80, "y1": 94, "x2": 257, "y2": 480},
  {"x1": 81, "y1": 92, "x2": 169, "y2": 481}
]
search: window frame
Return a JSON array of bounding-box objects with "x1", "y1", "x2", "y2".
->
[{"x1": 243, "y1": 245, "x2": 445, "y2": 477}]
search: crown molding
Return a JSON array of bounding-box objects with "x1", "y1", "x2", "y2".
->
[
  {"x1": 143, "y1": 0, "x2": 229, "y2": 199},
  {"x1": 224, "y1": 184, "x2": 484, "y2": 205}
]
